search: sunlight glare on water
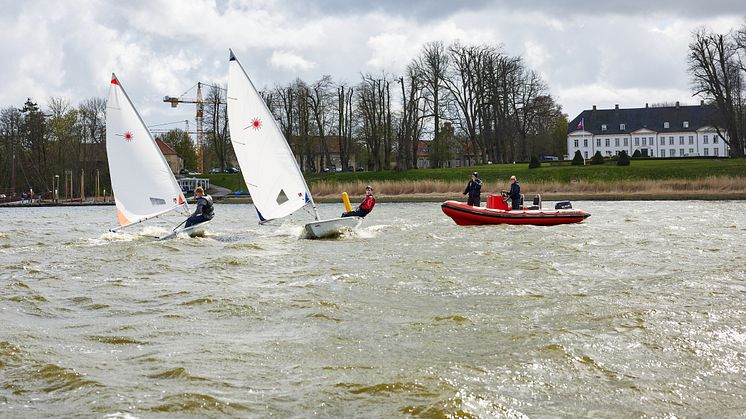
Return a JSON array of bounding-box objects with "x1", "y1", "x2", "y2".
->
[{"x1": 1, "y1": 201, "x2": 745, "y2": 416}]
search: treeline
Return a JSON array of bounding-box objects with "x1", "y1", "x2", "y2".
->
[
  {"x1": 263, "y1": 41, "x2": 567, "y2": 172},
  {"x1": 688, "y1": 20, "x2": 746, "y2": 157},
  {"x1": 0, "y1": 97, "x2": 107, "y2": 198},
  {"x1": 0, "y1": 40, "x2": 567, "y2": 197}
]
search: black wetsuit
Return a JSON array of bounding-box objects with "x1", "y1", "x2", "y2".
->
[
  {"x1": 185, "y1": 195, "x2": 214, "y2": 227},
  {"x1": 463, "y1": 179, "x2": 483, "y2": 206},
  {"x1": 509, "y1": 182, "x2": 521, "y2": 210}
]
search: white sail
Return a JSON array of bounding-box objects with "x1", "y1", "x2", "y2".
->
[
  {"x1": 106, "y1": 74, "x2": 188, "y2": 227},
  {"x1": 227, "y1": 50, "x2": 313, "y2": 222}
]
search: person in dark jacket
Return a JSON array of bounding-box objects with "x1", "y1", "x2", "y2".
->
[
  {"x1": 502, "y1": 175, "x2": 521, "y2": 210},
  {"x1": 463, "y1": 172, "x2": 483, "y2": 206},
  {"x1": 342, "y1": 185, "x2": 376, "y2": 218},
  {"x1": 185, "y1": 186, "x2": 214, "y2": 227}
]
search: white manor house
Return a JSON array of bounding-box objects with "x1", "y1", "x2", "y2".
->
[{"x1": 567, "y1": 102, "x2": 729, "y2": 159}]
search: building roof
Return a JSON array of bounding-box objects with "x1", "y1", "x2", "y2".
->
[
  {"x1": 155, "y1": 137, "x2": 178, "y2": 155},
  {"x1": 568, "y1": 103, "x2": 724, "y2": 135}
]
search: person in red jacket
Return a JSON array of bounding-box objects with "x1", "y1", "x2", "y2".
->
[{"x1": 342, "y1": 185, "x2": 376, "y2": 218}]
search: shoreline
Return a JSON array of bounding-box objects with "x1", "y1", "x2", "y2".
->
[{"x1": 2, "y1": 192, "x2": 745, "y2": 208}]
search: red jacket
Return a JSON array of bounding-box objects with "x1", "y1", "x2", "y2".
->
[{"x1": 359, "y1": 195, "x2": 376, "y2": 212}]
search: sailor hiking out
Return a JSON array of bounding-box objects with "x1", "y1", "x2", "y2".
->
[{"x1": 185, "y1": 186, "x2": 214, "y2": 227}]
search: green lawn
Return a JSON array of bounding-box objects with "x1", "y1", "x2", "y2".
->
[
  {"x1": 204, "y1": 158, "x2": 746, "y2": 192},
  {"x1": 306, "y1": 158, "x2": 746, "y2": 185}
]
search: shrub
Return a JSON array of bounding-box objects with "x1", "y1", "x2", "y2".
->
[
  {"x1": 617, "y1": 150, "x2": 630, "y2": 166},
  {"x1": 528, "y1": 155, "x2": 541, "y2": 169},
  {"x1": 590, "y1": 151, "x2": 605, "y2": 165},
  {"x1": 632, "y1": 149, "x2": 641, "y2": 158},
  {"x1": 571, "y1": 150, "x2": 584, "y2": 166}
]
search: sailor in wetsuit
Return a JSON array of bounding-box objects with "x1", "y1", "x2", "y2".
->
[
  {"x1": 185, "y1": 186, "x2": 214, "y2": 227},
  {"x1": 341, "y1": 185, "x2": 376, "y2": 218}
]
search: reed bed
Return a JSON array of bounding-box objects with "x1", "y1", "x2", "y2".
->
[{"x1": 310, "y1": 176, "x2": 746, "y2": 197}]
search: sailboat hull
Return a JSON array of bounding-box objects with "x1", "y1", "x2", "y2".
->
[
  {"x1": 303, "y1": 217, "x2": 362, "y2": 239},
  {"x1": 158, "y1": 220, "x2": 212, "y2": 241}
]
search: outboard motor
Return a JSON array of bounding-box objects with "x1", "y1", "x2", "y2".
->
[
  {"x1": 528, "y1": 194, "x2": 541, "y2": 210},
  {"x1": 555, "y1": 201, "x2": 572, "y2": 210}
]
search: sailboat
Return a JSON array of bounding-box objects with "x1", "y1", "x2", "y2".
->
[
  {"x1": 106, "y1": 73, "x2": 201, "y2": 238},
  {"x1": 226, "y1": 50, "x2": 362, "y2": 239}
]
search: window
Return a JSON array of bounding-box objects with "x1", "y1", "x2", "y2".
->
[
  {"x1": 642, "y1": 138, "x2": 647, "y2": 146},
  {"x1": 680, "y1": 148, "x2": 685, "y2": 156},
  {"x1": 661, "y1": 149, "x2": 666, "y2": 157},
  {"x1": 664, "y1": 122, "x2": 670, "y2": 129},
  {"x1": 624, "y1": 138, "x2": 629, "y2": 146},
  {"x1": 714, "y1": 136, "x2": 719, "y2": 144},
  {"x1": 689, "y1": 148, "x2": 694, "y2": 154},
  {"x1": 615, "y1": 138, "x2": 620, "y2": 147},
  {"x1": 683, "y1": 121, "x2": 689, "y2": 128},
  {"x1": 584, "y1": 151, "x2": 589, "y2": 158},
  {"x1": 605, "y1": 138, "x2": 610, "y2": 147},
  {"x1": 606, "y1": 151, "x2": 612, "y2": 156},
  {"x1": 714, "y1": 148, "x2": 719, "y2": 156},
  {"x1": 584, "y1": 139, "x2": 588, "y2": 147},
  {"x1": 669, "y1": 136, "x2": 674, "y2": 145},
  {"x1": 601, "y1": 124, "x2": 607, "y2": 131},
  {"x1": 670, "y1": 149, "x2": 676, "y2": 156},
  {"x1": 574, "y1": 139, "x2": 579, "y2": 147},
  {"x1": 679, "y1": 136, "x2": 684, "y2": 145},
  {"x1": 634, "y1": 137, "x2": 639, "y2": 146},
  {"x1": 620, "y1": 123, "x2": 626, "y2": 130},
  {"x1": 703, "y1": 135, "x2": 709, "y2": 144},
  {"x1": 596, "y1": 138, "x2": 601, "y2": 147},
  {"x1": 688, "y1": 136, "x2": 694, "y2": 144},
  {"x1": 704, "y1": 148, "x2": 709, "y2": 156}
]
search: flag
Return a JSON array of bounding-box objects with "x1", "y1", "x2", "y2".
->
[{"x1": 577, "y1": 118, "x2": 584, "y2": 130}]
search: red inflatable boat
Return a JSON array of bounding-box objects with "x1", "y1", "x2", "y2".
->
[{"x1": 442, "y1": 195, "x2": 590, "y2": 226}]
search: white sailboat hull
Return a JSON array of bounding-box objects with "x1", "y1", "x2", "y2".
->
[
  {"x1": 303, "y1": 217, "x2": 362, "y2": 239},
  {"x1": 158, "y1": 220, "x2": 212, "y2": 241}
]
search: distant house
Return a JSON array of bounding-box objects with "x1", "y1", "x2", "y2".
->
[
  {"x1": 567, "y1": 102, "x2": 729, "y2": 159},
  {"x1": 155, "y1": 138, "x2": 184, "y2": 174},
  {"x1": 289, "y1": 135, "x2": 359, "y2": 172},
  {"x1": 417, "y1": 122, "x2": 480, "y2": 168}
]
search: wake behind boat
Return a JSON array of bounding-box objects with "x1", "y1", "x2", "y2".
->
[
  {"x1": 442, "y1": 195, "x2": 590, "y2": 226},
  {"x1": 227, "y1": 50, "x2": 362, "y2": 239}
]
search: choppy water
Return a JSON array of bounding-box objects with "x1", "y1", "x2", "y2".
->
[{"x1": 1, "y1": 201, "x2": 745, "y2": 417}]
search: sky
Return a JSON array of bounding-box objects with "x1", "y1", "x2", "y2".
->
[{"x1": 0, "y1": 0, "x2": 744, "y2": 131}]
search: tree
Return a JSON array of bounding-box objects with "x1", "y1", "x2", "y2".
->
[
  {"x1": 162, "y1": 129, "x2": 197, "y2": 170},
  {"x1": 590, "y1": 150, "x2": 604, "y2": 165},
  {"x1": 617, "y1": 150, "x2": 630, "y2": 166},
  {"x1": 632, "y1": 149, "x2": 642, "y2": 158},
  {"x1": 688, "y1": 28, "x2": 745, "y2": 157},
  {"x1": 528, "y1": 155, "x2": 541, "y2": 169},
  {"x1": 571, "y1": 150, "x2": 584, "y2": 165}
]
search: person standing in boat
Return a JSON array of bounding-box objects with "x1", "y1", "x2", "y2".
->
[
  {"x1": 185, "y1": 186, "x2": 214, "y2": 227},
  {"x1": 463, "y1": 172, "x2": 483, "y2": 206},
  {"x1": 502, "y1": 175, "x2": 522, "y2": 210},
  {"x1": 342, "y1": 185, "x2": 375, "y2": 218}
]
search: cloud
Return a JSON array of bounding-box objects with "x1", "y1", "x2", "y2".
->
[
  {"x1": 269, "y1": 51, "x2": 317, "y2": 72},
  {"x1": 0, "y1": 0, "x2": 743, "y2": 125}
]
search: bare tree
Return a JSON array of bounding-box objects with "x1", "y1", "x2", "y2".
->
[{"x1": 688, "y1": 28, "x2": 745, "y2": 157}]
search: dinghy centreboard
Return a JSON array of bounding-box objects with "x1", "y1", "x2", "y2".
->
[
  {"x1": 106, "y1": 74, "x2": 194, "y2": 237},
  {"x1": 227, "y1": 50, "x2": 362, "y2": 238}
]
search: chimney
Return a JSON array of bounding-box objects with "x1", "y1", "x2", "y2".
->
[
  {"x1": 675, "y1": 101, "x2": 680, "y2": 108},
  {"x1": 592, "y1": 105, "x2": 597, "y2": 111},
  {"x1": 700, "y1": 100, "x2": 704, "y2": 106},
  {"x1": 645, "y1": 103, "x2": 649, "y2": 108},
  {"x1": 615, "y1": 104, "x2": 619, "y2": 110}
]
